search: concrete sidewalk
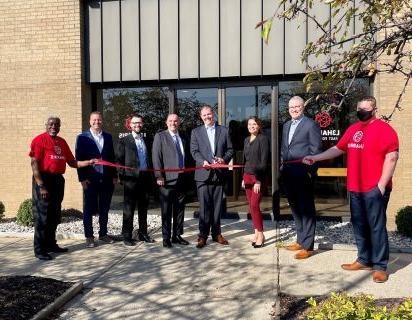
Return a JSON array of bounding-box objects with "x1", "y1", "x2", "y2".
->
[
  {"x1": 1, "y1": 218, "x2": 411, "y2": 319},
  {"x1": 0, "y1": 218, "x2": 276, "y2": 320}
]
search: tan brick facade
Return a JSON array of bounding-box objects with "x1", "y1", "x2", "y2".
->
[
  {"x1": 374, "y1": 42, "x2": 412, "y2": 229},
  {"x1": 0, "y1": 0, "x2": 87, "y2": 216}
]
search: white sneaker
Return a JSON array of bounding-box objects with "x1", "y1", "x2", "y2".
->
[{"x1": 86, "y1": 237, "x2": 95, "y2": 248}]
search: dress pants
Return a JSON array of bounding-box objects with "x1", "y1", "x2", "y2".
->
[
  {"x1": 83, "y1": 177, "x2": 114, "y2": 238},
  {"x1": 122, "y1": 173, "x2": 150, "y2": 240},
  {"x1": 32, "y1": 173, "x2": 64, "y2": 255},
  {"x1": 244, "y1": 174, "x2": 264, "y2": 232},
  {"x1": 350, "y1": 187, "x2": 391, "y2": 271},
  {"x1": 159, "y1": 175, "x2": 185, "y2": 240},
  {"x1": 197, "y1": 173, "x2": 224, "y2": 239},
  {"x1": 282, "y1": 164, "x2": 316, "y2": 250}
]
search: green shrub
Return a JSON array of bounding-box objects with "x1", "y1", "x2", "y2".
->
[
  {"x1": 305, "y1": 292, "x2": 412, "y2": 320},
  {"x1": 396, "y1": 206, "x2": 412, "y2": 237},
  {"x1": 16, "y1": 199, "x2": 33, "y2": 227},
  {"x1": 0, "y1": 201, "x2": 5, "y2": 220}
]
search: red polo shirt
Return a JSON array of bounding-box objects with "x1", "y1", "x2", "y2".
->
[
  {"x1": 336, "y1": 119, "x2": 399, "y2": 192},
  {"x1": 29, "y1": 132, "x2": 75, "y2": 174}
]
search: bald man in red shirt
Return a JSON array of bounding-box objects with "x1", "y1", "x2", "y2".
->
[{"x1": 30, "y1": 116, "x2": 94, "y2": 261}]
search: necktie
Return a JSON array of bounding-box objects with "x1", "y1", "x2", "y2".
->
[{"x1": 173, "y1": 135, "x2": 184, "y2": 169}]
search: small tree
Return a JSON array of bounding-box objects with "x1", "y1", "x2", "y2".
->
[{"x1": 258, "y1": 0, "x2": 412, "y2": 119}]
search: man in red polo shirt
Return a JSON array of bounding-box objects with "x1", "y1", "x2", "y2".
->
[
  {"x1": 30, "y1": 116, "x2": 95, "y2": 261},
  {"x1": 303, "y1": 96, "x2": 399, "y2": 283}
]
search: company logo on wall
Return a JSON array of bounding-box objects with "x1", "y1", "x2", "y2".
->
[
  {"x1": 315, "y1": 112, "x2": 332, "y2": 128},
  {"x1": 315, "y1": 111, "x2": 340, "y2": 142}
]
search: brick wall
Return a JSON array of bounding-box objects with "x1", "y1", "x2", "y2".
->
[
  {"x1": 0, "y1": 0, "x2": 87, "y2": 216},
  {"x1": 374, "y1": 41, "x2": 412, "y2": 230}
]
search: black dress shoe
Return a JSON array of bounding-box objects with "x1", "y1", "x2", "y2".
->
[
  {"x1": 163, "y1": 239, "x2": 173, "y2": 248},
  {"x1": 123, "y1": 239, "x2": 137, "y2": 246},
  {"x1": 45, "y1": 246, "x2": 69, "y2": 253},
  {"x1": 138, "y1": 233, "x2": 155, "y2": 243},
  {"x1": 35, "y1": 253, "x2": 53, "y2": 261},
  {"x1": 172, "y1": 235, "x2": 189, "y2": 245}
]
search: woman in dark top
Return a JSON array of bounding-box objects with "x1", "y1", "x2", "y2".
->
[{"x1": 242, "y1": 116, "x2": 270, "y2": 248}]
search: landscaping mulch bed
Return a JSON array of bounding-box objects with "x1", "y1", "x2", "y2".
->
[
  {"x1": 277, "y1": 292, "x2": 409, "y2": 320},
  {"x1": 0, "y1": 275, "x2": 73, "y2": 320}
]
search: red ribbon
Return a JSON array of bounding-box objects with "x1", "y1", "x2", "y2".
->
[{"x1": 94, "y1": 159, "x2": 244, "y2": 172}]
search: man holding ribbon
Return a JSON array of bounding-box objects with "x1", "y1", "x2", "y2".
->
[
  {"x1": 152, "y1": 114, "x2": 190, "y2": 248},
  {"x1": 281, "y1": 96, "x2": 322, "y2": 259},
  {"x1": 116, "y1": 114, "x2": 155, "y2": 246},
  {"x1": 76, "y1": 111, "x2": 117, "y2": 248},
  {"x1": 190, "y1": 105, "x2": 234, "y2": 249},
  {"x1": 30, "y1": 116, "x2": 95, "y2": 260}
]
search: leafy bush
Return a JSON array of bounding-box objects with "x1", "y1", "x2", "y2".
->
[
  {"x1": 396, "y1": 206, "x2": 412, "y2": 238},
  {"x1": 305, "y1": 292, "x2": 412, "y2": 320},
  {"x1": 16, "y1": 199, "x2": 33, "y2": 227},
  {"x1": 0, "y1": 201, "x2": 5, "y2": 220}
]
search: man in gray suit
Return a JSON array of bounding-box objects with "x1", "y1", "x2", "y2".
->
[
  {"x1": 152, "y1": 114, "x2": 190, "y2": 248},
  {"x1": 116, "y1": 114, "x2": 155, "y2": 246},
  {"x1": 191, "y1": 105, "x2": 234, "y2": 249},
  {"x1": 281, "y1": 96, "x2": 322, "y2": 259}
]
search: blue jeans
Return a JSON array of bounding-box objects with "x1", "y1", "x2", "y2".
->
[{"x1": 350, "y1": 186, "x2": 391, "y2": 271}]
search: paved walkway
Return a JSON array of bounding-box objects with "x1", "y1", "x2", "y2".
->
[{"x1": 1, "y1": 218, "x2": 411, "y2": 319}]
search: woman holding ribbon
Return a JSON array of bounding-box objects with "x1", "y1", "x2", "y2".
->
[{"x1": 242, "y1": 116, "x2": 269, "y2": 248}]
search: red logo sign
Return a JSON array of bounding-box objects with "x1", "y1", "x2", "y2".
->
[{"x1": 315, "y1": 112, "x2": 333, "y2": 128}]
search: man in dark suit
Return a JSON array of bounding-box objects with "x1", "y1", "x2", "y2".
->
[
  {"x1": 116, "y1": 114, "x2": 155, "y2": 246},
  {"x1": 152, "y1": 114, "x2": 190, "y2": 248},
  {"x1": 281, "y1": 96, "x2": 322, "y2": 259},
  {"x1": 76, "y1": 111, "x2": 117, "y2": 248},
  {"x1": 190, "y1": 105, "x2": 234, "y2": 249}
]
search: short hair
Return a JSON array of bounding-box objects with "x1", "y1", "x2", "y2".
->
[
  {"x1": 288, "y1": 96, "x2": 305, "y2": 107},
  {"x1": 247, "y1": 116, "x2": 263, "y2": 134},
  {"x1": 45, "y1": 116, "x2": 60, "y2": 125},
  {"x1": 130, "y1": 114, "x2": 144, "y2": 121},
  {"x1": 90, "y1": 111, "x2": 103, "y2": 119},
  {"x1": 358, "y1": 96, "x2": 376, "y2": 108},
  {"x1": 200, "y1": 105, "x2": 213, "y2": 114}
]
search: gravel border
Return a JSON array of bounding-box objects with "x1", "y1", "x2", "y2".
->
[{"x1": 1, "y1": 212, "x2": 411, "y2": 253}]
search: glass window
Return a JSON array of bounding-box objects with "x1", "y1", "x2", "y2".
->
[
  {"x1": 278, "y1": 79, "x2": 370, "y2": 201},
  {"x1": 101, "y1": 87, "x2": 170, "y2": 210},
  {"x1": 225, "y1": 86, "x2": 272, "y2": 198},
  {"x1": 176, "y1": 88, "x2": 218, "y2": 137}
]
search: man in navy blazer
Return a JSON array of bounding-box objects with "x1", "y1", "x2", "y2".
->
[
  {"x1": 152, "y1": 114, "x2": 191, "y2": 248},
  {"x1": 76, "y1": 111, "x2": 117, "y2": 248},
  {"x1": 281, "y1": 96, "x2": 322, "y2": 259},
  {"x1": 116, "y1": 114, "x2": 155, "y2": 246},
  {"x1": 190, "y1": 105, "x2": 234, "y2": 249}
]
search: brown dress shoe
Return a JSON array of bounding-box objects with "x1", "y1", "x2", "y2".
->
[
  {"x1": 212, "y1": 234, "x2": 229, "y2": 245},
  {"x1": 286, "y1": 243, "x2": 302, "y2": 251},
  {"x1": 294, "y1": 249, "x2": 313, "y2": 260},
  {"x1": 196, "y1": 238, "x2": 207, "y2": 249},
  {"x1": 341, "y1": 261, "x2": 372, "y2": 271},
  {"x1": 372, "y1": 270, "x2": 388, "y2": 283}
]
